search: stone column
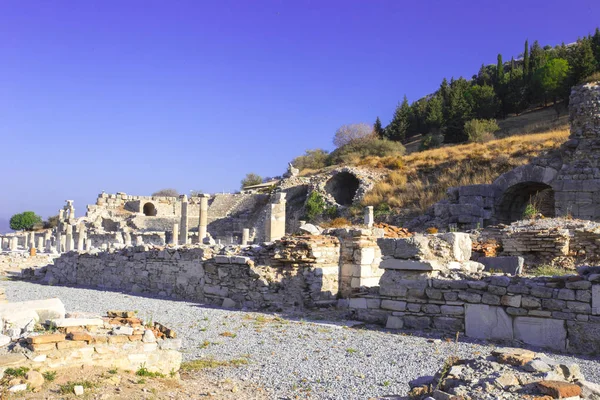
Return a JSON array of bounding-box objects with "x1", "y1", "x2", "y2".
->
[
  {"x1": 364, "y1": 206, "x2": 374, "y2": 228},
  {"x1": 179, "y1": 195, "x2": 189, "y2": 245},
  {"x1": 123, "y1": 232, "x2": 132, "y2": 247},
  {"x1": 172, "y1": 223, "x2": 179, "y2": 245},
  {"x1": 85, "y1": 238, "x2": 93, "y2": 251},
  {"x1": 77, "y1": 227, "x2": 86, "y2": 251},
  {"x1": 9, "y1": 237, "x2": 18, "y2": 251},
  {"x1": 37, "y1": 236, "x2": 44, "y2": 251},
  {"x1": 0, "y1": 237, "x2": 5, "y2": 250},
  {"x1": 65, "y1": 225, "x2": 74, "y2": 252},
  {"x1": 265, "y1": 192, "x2": 287, "y2": 242},
  {"x1": 45, "y1": 238, "x2": 53, "y2": 253},
  {"x1": 198, "y1": 194, "x2": 209, "y2": 242},
  {"x1": 241, "y1": 228, "x2": 250, "y2": 245}
]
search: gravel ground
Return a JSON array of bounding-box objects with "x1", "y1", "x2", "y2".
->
[{"x1": 2, "y1": 280, "x2": 600, "y2": 400}]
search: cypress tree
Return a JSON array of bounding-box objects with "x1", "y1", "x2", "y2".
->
[
  {"x1": 593, "y1": 28, "x2": 600, "y2": 65},
  {"x1": 496, "y1": 54, "x2": 505, "y2": 85},
  {"x1": 571, "y1": 38, "x2": 598, "y2": 83},
  {"x1": 374, "y1": 117, "x2": 384, "y2": 138},
  {"x1": 523, "y1": 39, "x2": 530, "y2": 78}
]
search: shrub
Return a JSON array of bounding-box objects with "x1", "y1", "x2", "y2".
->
[
  {"x1": 9, "y1": 212, "x2": 42, "y2": 231},
  {"x1": 325, "y1": 217, "x2": 351, "y2": 228},
  {"x1": 373, "y1": 203, "x2": 391, "y2": 217},
  {"x1": 44, "y1": 215, "x2": 59, "y2": 229},
  {"x1": 419, "y1": 134, "x2": 444, "y2": 150},
  {"x1": 328, "y1": 138, "x2": 405, "y2": 165},
  {"x1": 305, "y1": 192, "x2": 326, "y2": 221},
  {"x1": 523, "y1": 203, "x2": 539, "y2": 219},
  {"x1": 152, "y1": 188, "x2": 179, "y2": 197},
  {"x1": 290, "y1": 149, "x2": 329, "y2": 172},
  {"x1": 240, "y1": 173, "x2": 263, "y2": 189},
  {"x1": 464, "y1": 119, "x2": 499, "y2": 143}
]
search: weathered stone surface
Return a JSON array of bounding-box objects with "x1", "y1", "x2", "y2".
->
[
  {"x1": 440, "y1": 305, "x2": 463, "y2": 315},
  {"x1": 380, "y1": 300, "x2": 406, "y2": 311},
  {"x1": 0, "y1": 298, "x2": 65, "y2": 330},
  {"x1": 537, "y1": 380, "x2": 581, "y2": 398},
  {"x1": 379, "y1": 259, "x2": 441, "y2": 271},
  {"x1": 385, "y1": 316, "x2": 403, "y2": 329},
  {"x1": 465, "y1": 304, "x2": 513, "y2": 341},
  {"x1": 593, "y1": 284, "x2": 600, "y2": 315},
  {"x1": 479, "y1": 256, "x2": 523, "y2": 275},
  {"x1": 513, "y1": 317, "x2": 567, "y2": 350},
  {"x1": 567, "y1": 320, "x2": 600, "y2": 354}
]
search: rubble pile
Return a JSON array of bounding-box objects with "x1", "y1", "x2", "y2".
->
[
  {"x1": 409, "y1": 348, "x2": 600, "y2": 400},
  {"x1": 373, "y1": 223, "x2": 412, "y2": 238}
]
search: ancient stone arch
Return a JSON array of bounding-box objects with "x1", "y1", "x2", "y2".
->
[
  {"x1": 325, "y1": 171, "x2": 360, "y2": 206},
  {"x1": 143, "y1": 202, "x2": 157, "y2": 217},
  {"x1": 493, "y1": 164, "x2": 558, "y2": 223}
]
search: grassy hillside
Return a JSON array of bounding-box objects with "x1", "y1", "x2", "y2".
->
[{"x1": 359, "y1": 127, "x2": 569, "y2": 219}]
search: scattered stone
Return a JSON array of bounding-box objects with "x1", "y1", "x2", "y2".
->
[
  {"x1": 74, "y1": 385, "x2": 85, "y2": 395},
  {"x1": 537, "y1": 380, "x2": 581, "y2": 398},
  {"x1": 142, "y1": 329, "x2": 156, "y2": 343},
  {"x1": 25, "y1": 370, "x2": 45, "y2": 389},
  {"x1": 9, "y1": 384, "x2": 28, "y2": 393}
]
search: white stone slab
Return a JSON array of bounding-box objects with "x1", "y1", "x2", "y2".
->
[
  {"x1": 513, "y1": 317, "x2": 566, "y2": 350},
  {"x1": 465, "y1": 304, "x2": 513, "y2": 341},
  {"x1": 0, "y1": 298, "x2": 65, "y2": 323}
]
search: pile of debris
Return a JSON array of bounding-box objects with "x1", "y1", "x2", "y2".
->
[
  {"x1": 0, "y1": 299, "x2": 181, "y2": 395},
  {"x1": 373, "y1": 223, "x2": 412, "y2": 238},
  {"x1": 409, "y1": 348, "x2": 600, "y2": 399},
  {"x1": 472, "y1": 238, "x2": 500, "y2": 258}
]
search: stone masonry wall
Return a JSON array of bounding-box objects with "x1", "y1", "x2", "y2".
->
[{"x1": 47, "y1": 237, "x2": 341, "y2": 310}]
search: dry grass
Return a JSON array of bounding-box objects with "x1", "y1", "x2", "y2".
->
[{"x1": 360, "y1": 128, "x2": 569, "y2": 216}]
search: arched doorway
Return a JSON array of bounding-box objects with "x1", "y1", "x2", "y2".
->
[
  {"x1": 325, "y1": 172, "x2": 360, "y2": 205},
  {"x1": 496, "y1": 182, "x2": 555, "y2": 223},
  {"x1": 143, "y1": 202, "x2": 157, "y2": 216}
]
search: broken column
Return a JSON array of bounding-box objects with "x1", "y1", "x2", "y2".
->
[
  {"x1": 265, "y1": 192, "x2": 287, "y2": 242},
  {"x1": 85, "y1": 238, "x2": 93, "y2": 251},
  {"x1": 9, "y1": 237, "x2": 18, "y2": 251},
  {"x1": 242, "y1": 228, "x2": 250, "y2": 245},
  {"x1": 172, "y1": 223, "x2": 179, "y2": 245},
  {"x1": 179, "y1": 195, "x2": 189, "y2": 245},
  {"x1": 364, "y1": 206, "x2": 374, "y2": 228},
  {"x1": 77, "y1": 226, "x2": 86, "y2": 251},
  {"x1": 123, "y1": 232, "x2": 132, "y2": 247},
  {"x1": 37, "y1": 236, "x2": 44, "y2": 252},
  {"x1": 29, "y1": 232, "x2": 36, "y2": 249},
  {"x1": 198, "y1": 194, "x2": 209, "y2": 242}
]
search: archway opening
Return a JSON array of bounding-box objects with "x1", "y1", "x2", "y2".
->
[
  {"x1": 143, "y1": 202, "x2": 157, "y2": 216},
  {"x1": 496, "y1": 182, "x2": 555, "y2": 223},
  {"x1": 325, "y1": 172, "x2": 360, "y2": 206}
]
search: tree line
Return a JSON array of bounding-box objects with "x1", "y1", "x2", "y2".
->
[{"x1": 376, "y1": 28, "x2": 600, "y2": 145}]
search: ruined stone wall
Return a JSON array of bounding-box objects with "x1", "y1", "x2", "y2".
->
[
  {"x1": 350, "y1": 272, "x2": 600, "y2": 354},
  {"x1": 46, "y1": 237, "x2": 341, "y2": 310}
]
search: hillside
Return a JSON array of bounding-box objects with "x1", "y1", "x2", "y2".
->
[{"x1": 357, "y1": 127, "x2": 569, "y2": 222}]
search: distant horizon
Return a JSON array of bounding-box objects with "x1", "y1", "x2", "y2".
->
[{"x1": 1, "y1": 0, "x2": 599, "y2": 221}]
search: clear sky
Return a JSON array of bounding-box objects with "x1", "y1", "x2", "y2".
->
[{"x1": 1, "y1": 0, "x2": 599, "y2": 223}]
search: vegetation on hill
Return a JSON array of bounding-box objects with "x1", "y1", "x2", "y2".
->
[
  {"x1": 9, "y1": 211, "x2": 42, "y2": 231},
  {"x1": 359, "y1": 128, "x2": 569, "y2": 218},
  {"x1": 375, "y1": 28, "x2": 600, "y2": 146}
]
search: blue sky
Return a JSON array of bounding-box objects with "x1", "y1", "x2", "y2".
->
[{"x1": 1, "y1": 0, "x2": 599, "y2": 222}]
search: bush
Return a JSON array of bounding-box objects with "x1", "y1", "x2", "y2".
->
[
  {"x1": 290, "y1": 149, "x2": 329, "y2": 172},
  {"x1": 305, "y1": 191, "x2": 327, "y2": 221},
  {"x1": 44, "y1": 215, "x2": 59, "y2": 229},
  {"x1": 523, "y1": 203, "x2": 539, "y2": 219},
  {"x1": 464, "y1": 119, "x2": 499, "y2": 143},
  {"x1": 328, "y1": 138, "x2": 405, "y2": 165},
  {"x1": 152, "y1": 188, "x2": 179, "y2": 197},
  {"x1": 240, "y1": 173, "x2": 263, "y2": 189},
  {"x1": 9, "y1": 212, "x2": 42, "y2": 231},
  {"x1": 419, "y1": 134, "x2": 444, "y2": 150}
]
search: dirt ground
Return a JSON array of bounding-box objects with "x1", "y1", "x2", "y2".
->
[{"x1": 0, "y1": 365, "x2": 270, "y2": 400}]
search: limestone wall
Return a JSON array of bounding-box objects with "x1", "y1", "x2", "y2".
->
[{"x1": 47, "y1": 237, "x2": 341, "y2": 310}]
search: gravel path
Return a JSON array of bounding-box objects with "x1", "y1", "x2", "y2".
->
[{"x1": 2, "y1": 280, "x2": 600, "y2": 400}]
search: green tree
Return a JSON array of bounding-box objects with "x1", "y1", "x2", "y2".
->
[
  {"x1": 43, "y1": 215, "x2": 59, "y2": 229},
  {"x1": 444, "y1": 78, "x2": 472, "y2": 143},
  {"x1": 504, "y1": 65, "x2": 528, "y2": 115},
  {"x1": 571, "y1": 38, "x2": 598, "y2": 84},
  {"x1": 9, "y1": 211, "x2": 42, "y2": 231},
  {"x1": 523, "y1": 39, "x2": 530, "y2": 78},
  {"x1": 385, "y1": 95, "x2": 411, "y2": 142},
  {"x1": 425, "y1": 95, "x2": 444, "y2": 133},
  {"x1": 533, "y1": 58, "x2": 570, "y2": 109},
  {"x1": 592, "y1": 28, "x2": 600, "y2": 66},
  {"x1": 305, "y1": 191, "x2": 326, "y2": 221},
  {"x1": 467, "y1": 84, "x2": 499, "y2": 119},
  {"x1": 291, "y1": 149, "x2": 329, "y2": 171},
  {"x1": 496, "y1": 54, "x2": 505, "y2": 84},
  {"x1": 530, "y1": 40, "x2": 547, "y2": 74},
  {"x1": 241, "y1": 173, "x2": 263, "y2": 189},
  {"x1": 409, "y1": 99, "x2": 428, "y2": 137},
  {"x1": 373, "y1": 117, "x2": 384, "y2": 138}
]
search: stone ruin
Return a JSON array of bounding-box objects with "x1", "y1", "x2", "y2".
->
[
  {"x1": 0, "y1": 298, "x2": 181, "y2": 394},
  {"x1": 411, "y1": 82, "x2": 600, "y2": 231}
]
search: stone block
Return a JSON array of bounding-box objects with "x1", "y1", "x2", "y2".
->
[
  {"x1": 567, "y1": 320, "x2": 600, "y2": 354},
  {"x1": 593, "y1": 285, "x2": 600, "y2": 315},
  {"x1": 537, "y1": 381, "x2": 581, "y2": 398},
  {"x1": 558, "y1": 289, "x2": 576, "y2": 301},
  {"x1": 458, "y1": 292, "x2": 482, "y2": 303},
  {"x1": 49, "y1": 318, "x2": 104, "y2": 328},
  {"x1": 465, "y1": 304, "x2": 513, "y2": 341},
  {"x1": 513, "y1": 317, "x2": 567, "y2": 350},
  {"x1": 482, "y1": 293, "x2": 501, "y2": 305},
  {"x1": 380, "y1": 300, "x2": 406, "y2": 311},
  {"x1": 479, "y1": 257, "x2": 523, "y2": 275},
  {"x1": 433, "y1": 317, "x2": 463, "y2": 332},
  {"x1": 422, "y1": 304, "x2": 440, "y2": 314},
  {"x1": 385, "y1": 316, "x2": 404, "y2": 329},
  {"x1": 440, "y1": 305, "x2": 464, "y2": 315},
  {"x1": 439, "y1": 232, "x2": 472, "y2": 261},
  {"x1": 349, "y1": 298, "x2": 367, "y2": 309},
  {"x1": 0, "y1": 298, "x2": 65, "y2": 330},
  {"x1": 379, "y1": 259, "x2": 441, "y2": 271},
  {"x1": 27, "y1": 334, "x2": 66, "y2": 344},
  {"x1": 501, "y1": 295, "x2": 521, "y2": 308},
  {"x1": 403, "y1": 316, "x2": 431, "y2": 330}
]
